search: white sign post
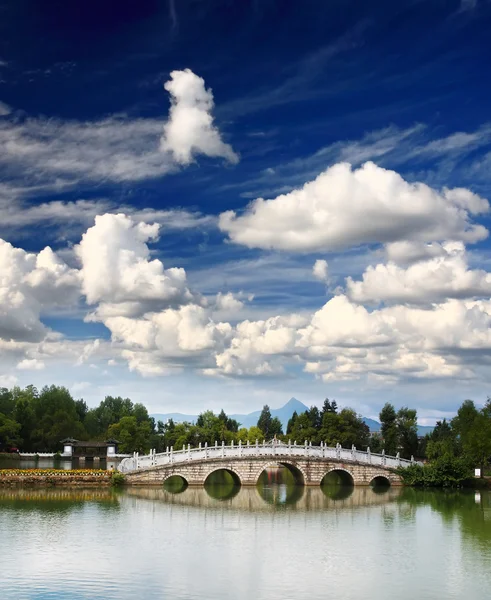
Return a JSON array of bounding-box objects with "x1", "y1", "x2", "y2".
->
[{"x1": 475, "y1": 468, "x2": 481, "y2": 478}]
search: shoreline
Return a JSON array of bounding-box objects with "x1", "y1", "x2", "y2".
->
[{"x1": 0, "y1": 469, "x2": 114, "y2": 487}]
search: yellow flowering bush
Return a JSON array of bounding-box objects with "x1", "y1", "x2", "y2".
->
[{"x1": 0, "y1": 469, "x2": 111, "y2": 477}]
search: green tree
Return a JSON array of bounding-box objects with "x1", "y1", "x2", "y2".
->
[
  {"x1": 369, "y1": 432, "x2": 384, "y2": 454},
  {"x1": 320, "y1": 408, "x2": 369, "y2": 448},
  {"x1": 75, "y1": 399, "x2": 88, "y2": 423},
  {"x1": 237, "y1": 426, "x2": 264, "y2": 444},
  {"x1": 10, "y1": 385, "x2": 39, "y2": 450},
  {"x1": 0, "y1": 413, "x2": 21, "y2": 449},
  {"x1": 380, "y1": 403, "x2": 398, "y2": 455},
  {"x1": 0, "y1": 388, "x2": 15, "y2": 417},
  {"x1": 218, "y1": 409, "x2": 239, "y2": 433},
  {"x1": 425, "y1": 419, "x2": 458, "y2": 460},
  {"x1": 321, "y1": 398, "x2": 337, "y2": 416},
  {"x1": 270, "y1": 416, "x2": 283, "y2": 436},
  {"x1": 453, "y1": 400, "x2": 491, "y2": 476},
  {"x1": 257, "y1": 405, "x2": 273, "y2": 437},
  {"x1": 133, "y1": 403, "x2": 150, "y2": 423},
  {"x1": 28, "y1": 385, "x2": 86, "y2": 451},
  {"x1": 286, "y1": 411, "x2": 298, "y2": 434},
  {"x1": 396, "y1": 407, "x2": 418, "y2": 459},
  {"x1": 107, "y1": 416, "x2": 152, "y2": 453},
  {"x1": 306, "y1": 406, "x2": 321, "y2": 429},
  {"x1": 289, "y1": 412, "x2": 317, "y2": 442}
]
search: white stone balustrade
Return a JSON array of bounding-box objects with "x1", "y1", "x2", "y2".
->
[{"x1": 118, "y1": 441, "x2": 418, "y2": 474}]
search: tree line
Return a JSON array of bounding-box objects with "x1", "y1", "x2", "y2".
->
[{"x1": 1, "y1": 384, "x2": 490, "y2": 479}]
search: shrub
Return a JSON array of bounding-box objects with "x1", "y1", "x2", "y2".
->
[
  {"x1": 398, "y1": 455, "x2": 472, "y2": 488},
  {"x1": 110, "y1": 471, "x2": 126, "y2": 487}
]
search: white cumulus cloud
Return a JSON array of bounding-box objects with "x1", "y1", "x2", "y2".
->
[
  {"x1": 76, "y1": 213, "x2": 195, "y2": 319},
  {"x1": 346, "y1": 242, "x2": 491, "y2": 305},
  {"x1": 312, "y1": 259, "x2": 329, "y2": 282},
  {"x1": 0, "y1": 239, "x2": 80, "y2": 343},
  {"x1": 160, "y1": 68, "x2": 239, "y2": 165},
  {"x1": 219, "y1": 162, "x2": 489, "y2": 252},
  {"x1": 17, "y1": 358, "x2": 45, "y2": 371}
]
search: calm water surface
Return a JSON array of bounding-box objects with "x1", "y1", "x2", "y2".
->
[{"x1": 0, "y1": 474, "x2": 490, "y2": 600}]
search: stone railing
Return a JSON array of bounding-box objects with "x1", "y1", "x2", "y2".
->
[{"x1": 118, "y1": 440, "x2": 418, "y2": 473}]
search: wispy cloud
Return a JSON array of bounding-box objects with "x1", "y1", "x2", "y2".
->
[
  {"x1": 0, "y1": 69, "x2": 237, "y2": 193},
  {"x1": 220, "y1": 121, "x2": 491, "y2": 200},
  {"x1": 0, "y1": 194, "x2": 215, "y2": 240},
  {"x1": 0, "y1": 101, "x2": 11, "y2": 115},
  {"x1": 218, "y1": 22, "x2": 369, "y2": 119}
]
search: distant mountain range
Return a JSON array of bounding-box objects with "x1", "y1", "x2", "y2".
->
[{"x1": 151, "y1": 397, "x2": 434, "y2": 436}]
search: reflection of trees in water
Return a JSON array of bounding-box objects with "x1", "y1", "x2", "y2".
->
[
  {"x1": 256, "y1": 467, "x2": 304, "y2": 506},
  {"x1": 163, "y1": 475, "x2": 188, "y2": 494},
  {"x1": 0, "y1": 487, "x2": 120, "y2": 513},
  {"x1": 204, "y1": 470, "x2": 241, "y2": 500},
  {"x1": 320, "y1": 469, "x2": 354, "y2": 501},
  {"x1": 370, "y1": 476, "x2": 391, "y2": 494},
  {"x1": 399, "y1": 488, "x2": 491, "y2": 551},
  {"x1": 321, "y1": 484, "x2": 353, "y2": 501}
]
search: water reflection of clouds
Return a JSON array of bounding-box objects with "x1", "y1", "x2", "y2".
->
[{"x1": 1, "y1": 488, "x2": 490, "y2": 600}]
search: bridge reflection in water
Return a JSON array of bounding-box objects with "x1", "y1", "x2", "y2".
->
[{"x1": 131, "y1": 466, "x2": 402, "y2": 511}]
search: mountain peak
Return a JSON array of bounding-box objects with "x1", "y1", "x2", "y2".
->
[{"x1": 284, "y1": 397, "x2": 308, "y2": 409}]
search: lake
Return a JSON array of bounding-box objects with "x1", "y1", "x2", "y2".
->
[{"x1": 0, "y1": 474, "x2": 490, "y2": 600}]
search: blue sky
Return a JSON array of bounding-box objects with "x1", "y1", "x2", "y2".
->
[{"x1": 1, "y1": 0, "x2": 491, "y2": 422}]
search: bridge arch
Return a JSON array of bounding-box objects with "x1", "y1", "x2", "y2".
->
[
  {"x1": 254, "y1": 461, "x2": 306, "y2": 486},
  {"x1": 203, "y1": 466, "x2": 242, "y2": 487},
  {"x1": 162, "y1": 473, "x2": 189, "y2": 492},
  {"x1": 320, "y1": 467, "x2": 355, "y2": 487},
  {"x1": 369, "y1": 475, "x2": 391, "y2": 488}
]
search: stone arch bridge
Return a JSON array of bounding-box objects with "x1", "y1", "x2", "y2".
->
[{"x1": 119, "y1": 441, "x2": 416, "y2": 487}]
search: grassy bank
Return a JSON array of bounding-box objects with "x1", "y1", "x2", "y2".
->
[{"x1": 0, "y1": 469, "x2": 115, "y2": 486}]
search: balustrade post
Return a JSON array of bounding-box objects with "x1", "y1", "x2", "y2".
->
[
  {"x1": 222, "y1": 440, "x2": 225, "y2": 458},
  {"x1": 367, "y1": 446, "x2": 371, "y2": 464},
  {"x1": 215, "y1": 440, "x2": 218, "y2": 451},
  {"x1": 183, "y1": 444, "x2": 185, "y2": 452},
  {"x1": 205, "y1": 442, "x2": 208, "y2": 459},
  {"x1": 396, "y1": 451, "x2": 401, "y2": 467},
  {"x1": 411, "y1": 455, "x2": 414, "y2": 464},
  {"x1": 255, "y1": 439, "x2": 259, "y2": 456},
  {"x1": 351, "y1": 445, "x2": 356, "y2": 461},
  {"x1": 170, "y1": 446, "x2": 173, "y2": 463},
  {"x1": 288, "y1": 439, "x2": 291, "y2": 456},
  {"x1": 136, "y1": 452, "x2": 139, "y2": 469},
  {"x1": 382, "y1": 449, "x2": 386, "y2": 466},
  {"x1": 199, "y1": 442, "x2": 202, "y2": 450},
  {"x1": 187, "y1": 444, "x2": 191, "y2": 461},
  {"x1": 336, "y1": 444, "x2": 341, "y2": 460},
  {"x1": 238, "y1": 439, "x2": 242, "y2": 457}
]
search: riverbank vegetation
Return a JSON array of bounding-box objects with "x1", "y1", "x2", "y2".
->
[{"x1": 1, "y1": 384, "x2": 490, "y2": 485}]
